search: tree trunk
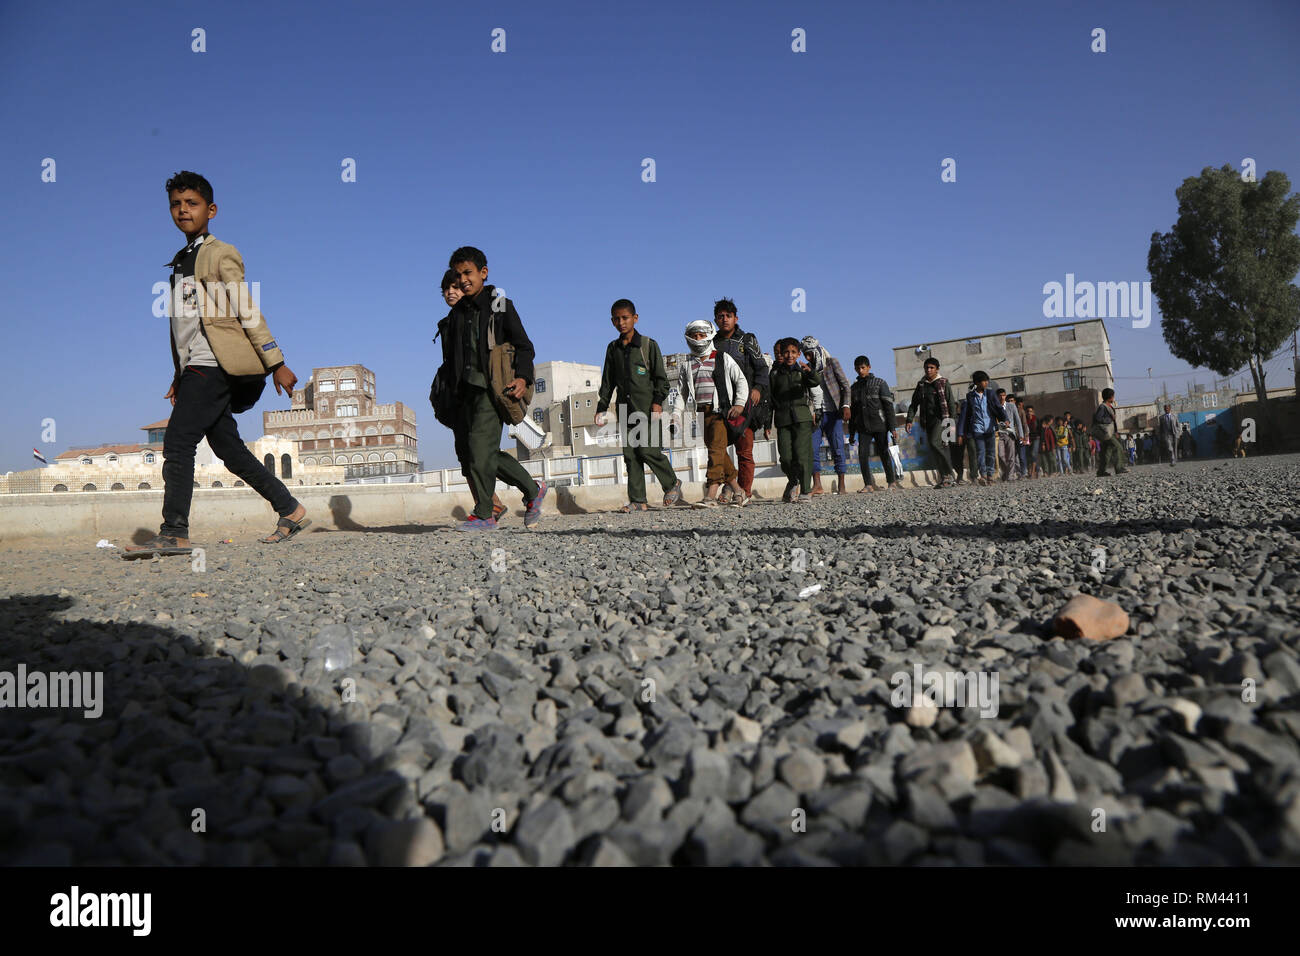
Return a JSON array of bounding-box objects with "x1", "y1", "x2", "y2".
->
[{"x1": 1247, "y1": 354, "x2": 1269, "y2": 404}]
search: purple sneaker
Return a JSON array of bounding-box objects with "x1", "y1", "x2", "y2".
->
[
  {"x1": 524, "y1": 480, "x2": 548, "y2": 529},
  {"x1": 455, "y1": 516, "x2": 499, "y2": 532}
]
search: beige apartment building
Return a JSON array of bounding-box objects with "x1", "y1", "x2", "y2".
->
[{"x1": 893, "y1": 320, "x2": 1114, "y2": 398}]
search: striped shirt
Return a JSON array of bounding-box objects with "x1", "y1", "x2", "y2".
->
[{"x1": 692, "y1": 352, "x2": 717, "y2": 406}]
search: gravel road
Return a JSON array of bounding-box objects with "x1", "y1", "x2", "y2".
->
[{"x1": 1, "y1": 455, "x2": 1298, "y2": 865}]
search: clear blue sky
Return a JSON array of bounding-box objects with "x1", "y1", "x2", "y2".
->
[{"x1": 2, "y1": 0, "x2": 1298, "y2": 473}]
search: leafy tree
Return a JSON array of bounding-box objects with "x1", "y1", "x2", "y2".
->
[{"x1": 1148, "y1": 165, "x2": 1300, "y2": 403}]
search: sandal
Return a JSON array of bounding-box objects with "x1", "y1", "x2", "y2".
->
[
  {"x1": 663, "y1": 481, "x2": 683, "y2": 508},
  {"x1": 260, "y1": 513, "x2": 312, "y2": 544},
  {"x1": 492, "y1": 500, "x2": 508, "y2": 522},
  {"x1": 618, "y1": 502, "x2": 649, "y2": 513}
]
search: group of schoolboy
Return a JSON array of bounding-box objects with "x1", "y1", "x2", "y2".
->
[
  {"x1": 904, "y1": 355, "x2": 1130, "y2": 488},
  {"x1": 125, "y1": 172, "x2": 1136, "y2": 551}
]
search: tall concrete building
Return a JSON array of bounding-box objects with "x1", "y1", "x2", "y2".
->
[
  {"x1": 893, "y1": 320, "x2": 1114, "y2": 398},
  {"x1": 262, "y1": 364, "x2": 419, "y2": 479}
]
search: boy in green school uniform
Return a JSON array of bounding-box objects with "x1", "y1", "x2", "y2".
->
[
  {"x1": 594, "y1": 300, "x2": 684, "y2": 511},
  {"x1": 770, "y1": 337, "x2": 822, "y2": 502}
]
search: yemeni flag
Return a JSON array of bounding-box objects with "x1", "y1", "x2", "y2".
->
[{"x1": 32, "y1": 448, "x2": 48, "y2": 465}]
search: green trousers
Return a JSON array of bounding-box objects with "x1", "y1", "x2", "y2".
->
[
  {"x1": 455, "y1": 384, "x2": 539, "y2": 519},
  {"x1": 1097, "y1": 435, "x2": 1126, "y2": 475},
  {"x1": 622, "y1": 415, "x2": 677, "y2": 503},
  {"x1": 925, "y1": 420, "x2": 954, "y2": 479},
  {"x1": 777, "y1": 420, "x2": 814, "y2": 493}
]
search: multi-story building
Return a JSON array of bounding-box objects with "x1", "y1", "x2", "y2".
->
[
  {"x1": 893, "y1": 320, "x2": 1114, "y2": 399},
  {"x1": 515, "y1": 361, "x2": 602, "y2": 460},
  {"x1": 262, "y1": 364, "x2": 419, "y2": 479}
]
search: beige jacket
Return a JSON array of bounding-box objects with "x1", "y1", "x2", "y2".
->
[{"x1": 170, "y1": 235, "x2": 285, "y2": 377}]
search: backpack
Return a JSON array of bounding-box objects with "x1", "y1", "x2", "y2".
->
[{"x1": 485, "y1": 311, "x2": 534, "y2": 425}]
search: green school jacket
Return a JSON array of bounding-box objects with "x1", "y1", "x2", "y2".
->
[
  {"x1": 596, "y1": 332, "x2": 668, "y2": 414},
  {"x1": 769, "y1": 363, "x2": 822, "y2": 427}
]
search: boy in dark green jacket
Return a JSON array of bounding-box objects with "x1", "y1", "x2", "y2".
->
[
  {"x1": 594, "y1": 299, "x2": 684, "y2": 511},
  {"x1": 770, "y1": 337, "x2": 822, "y2": 502}
]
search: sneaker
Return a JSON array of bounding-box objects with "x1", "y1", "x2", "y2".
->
[
  {"x1": 524, "y1": 480, "x2": 548, "y2": 529},
  {"x1": 456, "y1": 516, "x2": 499, "y2": 532}
]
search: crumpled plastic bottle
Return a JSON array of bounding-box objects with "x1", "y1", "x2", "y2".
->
[{"x1": 310, "y1": 624, "x2": 355, "y2": 672}]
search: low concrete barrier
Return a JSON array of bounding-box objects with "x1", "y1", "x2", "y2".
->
[{"x1": 0, "y1": 468, "x2": 941, "y2": 544}]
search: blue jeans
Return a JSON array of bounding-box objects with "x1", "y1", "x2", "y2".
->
[
  {"x1": 812, "y1": 410, "x2": 846, "y2": 475},
  {"x1": 1056, "y1": 447, "x2": 1071, "y2": 473},
  {"x1": 971, "y1": 432, "x2": 996, "y2": 477}
]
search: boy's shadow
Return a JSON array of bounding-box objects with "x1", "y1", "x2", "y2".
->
[{"x1": 0, "y1": 594, "x2": 442, "y2": 866}]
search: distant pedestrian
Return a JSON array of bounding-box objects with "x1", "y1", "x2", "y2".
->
[
  {"x1": 1054, "y1": 416, "x2": 1072, "y2": 476},
  {"x1": 1092, "y1": 388, "x2": 1127, "y2": 477},
  {"x1": 904, "y1": 357, "x2": 957, "y2": 488},
  {"x1": 1025, "y1": 403, "x2": 1042, "y2": 479},
  {"x1": 1040, "y1": 415, "x2": 1057, "y2": 475},
  {"x1": 994, "y1": 389, "x2": 1023, "y2": 480},
  {"x1": 1008, "y1": 395, "x2": 1029, "y2": 478},
  {"x1": 1073, "y1": 421, "x2": 1093, "y2": 473}
]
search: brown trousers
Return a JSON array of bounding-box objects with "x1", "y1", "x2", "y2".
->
[{"x1": 704, "y1": 412, "x2": 737, "y2": 484}]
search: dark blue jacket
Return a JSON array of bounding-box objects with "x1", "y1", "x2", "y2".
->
[{"x1": 956, "y1": 387, "x2": 1007, "y2": 437}]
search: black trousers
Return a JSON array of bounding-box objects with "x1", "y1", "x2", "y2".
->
[
  {"x1": 861, "y1": 431, "x2": 897, "y2": 485},
  {"x1": 161, "y1": 365, "x2": 298, "y2": 537}
]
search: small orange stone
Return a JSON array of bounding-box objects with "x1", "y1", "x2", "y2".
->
[{"x1": 1054, "y1": 594, "x2": 1130, "y2": 641}]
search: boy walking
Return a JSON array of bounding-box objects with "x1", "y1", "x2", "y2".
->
[
  {"x1": 669, "y1": 320, "x2": 748, "y2": 506},
  {"x1": 1092, "y1": 388, "x2": 1127, "y2": 477},
  {"x1": 904, "y1": 358, "x2": 957, "y2": 488},
  {"x1": 711, "y1": 299, "x2": 768, "y2": 502},
  {"x1": 594, "y1": 299, "x2": 684, "y2": 511},
  {"x1": 770, "y1": 338, "x2": 822, "y2": 502},
  {"x1": 440, "y1": 269, "x2": 506, "y2": 523},
  {"x1": 847, "y1": 355, "x2": 900, "y2": 492},
  {"x1": 125, "y1": 171, "x2": 307, "y2": 557},
  {"x1": 439, "y1": 247, "x2": 547, "y2": 530},
  {"x1": 955, "y1": 371, "x2": 1007, "y2": 485},
  {"x1": 800, "y1": 336, "x2": 852, "y2": 495}
]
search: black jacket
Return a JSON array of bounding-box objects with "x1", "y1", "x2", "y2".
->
[
  {"x1": 906, "y1": 376, "x2": 956, "y2": 428},
  {"x1": 714, "y1": 325, "x2": 771, "y2": 428},
  {"x1": 436, "y1": 284, "x2": 536, "y2": 389},
  {"x1": 848, "y1": 374, "x2": 896, "y2": 440}
]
